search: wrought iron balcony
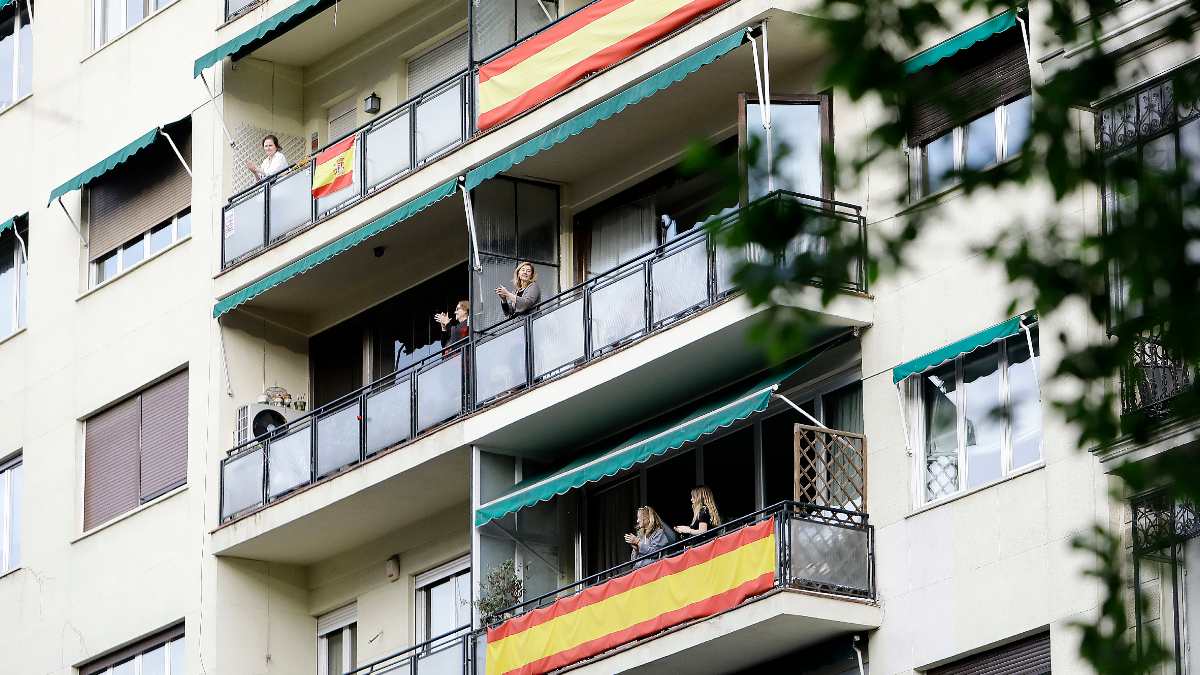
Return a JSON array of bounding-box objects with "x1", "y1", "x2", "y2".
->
[
  {"x1": 1120, "y1": 329, "x2": 1195, "y2": 418},
  {"x1": 345, "y1": 625, "x2": 478, "y2": 675},
  {"x1": 218, "y1": 191, "x2": 867, "y2": 522}
]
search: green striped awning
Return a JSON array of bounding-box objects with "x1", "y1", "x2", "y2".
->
[
  {"x1": 214, "y1": 179, "x2": 458, "y2": 317},
  {"x1": 193, "y1": 0, "x2": 332, "y2": 77},
  {"x1": 465, "y1": 29, "x2": 747, "y2": 191},
  {"x1": 892, "y1": 312, "x2": 1035, "y2": 383},
  {"x1": 475, "y1": 366, "x2": 798, "y2": 527},
  {"x1": 0, "y1": 0, "x2": 14, "y2": 11},
  {"x1": 904, "y1": 11, "x2": 1018, "y2": 75},
  {"x1": 47, "y1": 128, "x2": 161, "y2": 205}
]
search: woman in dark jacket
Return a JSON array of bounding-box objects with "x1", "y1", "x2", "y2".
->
[
  {"x1": 434, "y1": 300, "x2": 471, "y2": 345},
  {"x1": 496, "y1": 261, "x2": 541, "y2": 317}
]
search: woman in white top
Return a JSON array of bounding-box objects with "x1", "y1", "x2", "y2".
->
[{"x1": 244, "y1": 134, "x2": 290, "y2": 182}]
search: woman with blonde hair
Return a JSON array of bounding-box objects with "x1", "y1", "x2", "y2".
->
[
  {"x1": 496, "y1": 260, "x2": 541, "y2": 317},
  {"x1": 624, "y1": 505, "x2": 677, "y2": 567},
  {"x1": 674, "y1": 486, "x2": 722, "y2": 537}
]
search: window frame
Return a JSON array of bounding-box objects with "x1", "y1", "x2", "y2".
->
[
  {"x1": 912, "y1": 94, "x2": 1031, "y2": 199},
  {"x1": 1, "y1": 218, "x2": 28, "y2": 337},
  {"x1": 91, "y1": 208, "x2": 191, "y2": 287},
  {"x1": 91, "y1": 0, "x2": 176, "y2": 49},
  {"x1": 0, "y1": 0, "x2": 32, "y2": 109},
  {"x1": 0, "y1": 453, "x2": 21, "y2": 574},
  {"x1": 316, "y1": 605, "x2": 357, "y2": 675},
  {"x1": 82, "y1": 630, "x2": 184, "y2": 675},
  {"x1": 906, "y1": 328, "x2": 1043, "y2": 507},
  {"x1": 737, "y1": 92, "x2": 835, "y2": 205},
  {"x1": 414, "y1": 555, "x2": 471, "y2": 644}
]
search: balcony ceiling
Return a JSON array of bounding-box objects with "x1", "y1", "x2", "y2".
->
[{"x1": 248, "y1": 0, "x2": 463, "y2": 69}]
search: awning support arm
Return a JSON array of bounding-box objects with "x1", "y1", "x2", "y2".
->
[
  {"x1": 200, "y1": 71, "x2": 237, "y2": 148},
  {"x1": 894, "y1": 382, "x2": 913, "y2": 457},
  {"x1": 486, "y1": 517, "x2": 560, "y2": 574},
  {"x1": 1020, "y1": 317, "x2": 1041, "y2": 401},
  {"x1": 460, "y1": 177, "x2": 483, "y2": 272},
  {"x1": 747, "y1": 22, "x2": 773, "y2": 191},
  {"x1": 57, "y1": 197, "x2": 88, "y2": 248},
  {"x1": 159, "y1": 127, "x2": 193, "y2": 177},
  {"x1": 536, "y1": 0, "x2": 554, "y2": 22},
  {"x1": 776, "y1": 391, "x2": 862, "y2": 457}
]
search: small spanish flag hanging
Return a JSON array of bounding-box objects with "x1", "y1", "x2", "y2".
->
[
  {"x1": 312, "y1": 134, "x2": 357, "y2": 198},
  {"x1": 476, "y1": 0, "x2": 729, "y2": 131}
]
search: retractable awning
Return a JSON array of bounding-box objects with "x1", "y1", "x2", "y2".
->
[
  {"x1": 0, "y1": 213, "x2": 20, "y2": 236},
  {"x1": 892, "y1": 311, "x2": 1035, "y2": 383},
  {"x1": 47, "y1": 127, "x2": 162, "y2": 205},
  {"x1": 213, "y1": 179, "x2": 458, "y2": 317},
  {"x1": 464, "y1": 28, "x2": 747, "y2": 190},
  {"x1": 475, "y1": 364, "x2": 803, "y2": 527},
  {"x1": 193, "y1": 0, "x2": 333, "y2": 77},
  {"x1": 904, "y1": 10, "x2": 1017, "y2": 75}
]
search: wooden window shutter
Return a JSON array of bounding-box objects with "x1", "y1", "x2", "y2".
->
[
  {"x1": 907, "y1": 30, "x2": 1031, "y2": 147},
  {"x1": 88, "y1": 123, "x2": 193, "y2": 261},
  {"x1": 929, "y1": 632, "x2": 1051, "y2": 675},
  {"x1": 83, "y1": 397, "x2": 141, "y2": 530},
  {"x1": 139, "y1": 370, "x2": 189, "y2": 500}
]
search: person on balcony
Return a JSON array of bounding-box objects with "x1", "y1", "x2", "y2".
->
[
  {"x1": 674, "y1": 485, "x2": 722, "y2": 539},
  {"x1": 435, "y1": 300, "x2": 471, "y2": 345},
  {"x1": 244, "y1": 134, "x2": 290, "y2": 182},
  {"x1": 496, "y1": 261, "x2": 541, "y2": 317},
  {"x1": 624, "y1": 506, "x2": 676, "y2": 568}
]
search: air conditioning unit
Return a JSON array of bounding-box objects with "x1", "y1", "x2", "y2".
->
[{"x1": 234, "y1": 402, "x2": 305, "y2": 445}]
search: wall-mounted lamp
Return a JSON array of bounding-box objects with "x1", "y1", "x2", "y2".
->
[{"x1": 364, "y1": 92, "x2": 382, "y2": 115}]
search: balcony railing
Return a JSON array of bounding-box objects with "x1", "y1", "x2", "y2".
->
[
  {"x1": 219, "y1": 191, "x2": 868, "y2": 522},
  {"x1": 221, "y1": 70, "x2": 472, "y2": 268},
  {"x1": 1121, "y1": 329, "x2": 1195, "y2": 417},
  {"x1": 345, "y1": 625, "x2": 478, "y2": 675}
]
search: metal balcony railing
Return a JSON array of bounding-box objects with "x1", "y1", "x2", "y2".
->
[
  {"x1": 220, "y1": 70, "x2": 472, "y2": 268},
  {"x1": 345, "y1": 625, "x2": 477, "y2": 675},
  {"x1": 218, "y1": 191, "x2": 868, "y2": 522},
  {"x1": 1120, "y1": 329, "x2": 1195, "y2": 417}
]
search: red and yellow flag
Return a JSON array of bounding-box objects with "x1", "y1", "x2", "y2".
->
[
  {"x1": 485, "y1": 517, "x2": 776, "y2": 675},
  {"x1": 312, "y1": 134, "x2": 357, "y2": 198},
  {"x1": 476, "y1": 0, "x2": 730, "y2": 131}
]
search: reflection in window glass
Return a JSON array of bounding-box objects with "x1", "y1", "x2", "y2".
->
[
  {"x1": 962, "y1": 345, "x2": 1003, "y2": 488},
  {"x1": 964, "y1": 111, "x2": 997, "y2": 171},
  {"x1": 110, "y1": 659, "x2": 134, "y2": 675},
  {"x1": 921, "y1": 363, "x2": 959, "y2": 501},
  {"x1": 0, "y1": 12, "x2": 14, "y2": 109},
  {"x1": 139, "y1": 645, "x2": 166, "y2": 675},
  {"x1": 122, "y1": 236, "x2": 145, "y2": 268},
  {"x1": 324, "y1": 629, "x2": 343, "y2": 675},
  {"x1": 924, "y1": 132, "x2": 955, "y2": 195},
  {"x1": 126, "y1": 0, "x2": 145, "y2": 30},
  {"x1": 169, "y1": 637, "x2": 185, "y2": 675},
  {"x1": 747, "y1": 102, "x2": 822, "y2": 199},
  {"x1": 96, "y1": 251, "x2": 119, "y2": 285},
  {"x1": 176, "y1": 211, "x2": 191, "y2": 239},
  {"x1": 0, "y1": 233, "x2": 13, "y2": 337},
  {"x1": 1005, "y1": 96, "x2": 1032, "y2": 158},
  {"x1": 1007, "y1": 328, "x2": 1042, "y2": 469},
  {"x1": 150, "y1": 222, "x2": 173, "y2": 254}
]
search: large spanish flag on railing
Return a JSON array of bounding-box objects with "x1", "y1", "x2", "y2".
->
[
  {"x1": 476, "y1": 0, "x2": 730, "y2": 131},
  {"x1": 312, "y1": 134, "x2": 357, "y2": 198},
  {"x1": 485, "y1": 517, "x2": 776, "y2": 675}
]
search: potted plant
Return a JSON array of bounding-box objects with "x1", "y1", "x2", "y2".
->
[{"x1": 475, "y1": 560, "x2": 525, "y2": 622}]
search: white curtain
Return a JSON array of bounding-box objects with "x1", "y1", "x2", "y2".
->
[{"x1": 589, "y1": 199, "x2": 656, "y2": 277}]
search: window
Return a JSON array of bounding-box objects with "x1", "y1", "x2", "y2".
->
[
  {"x1": 83, "y1": 369, "x2": 188, "y2": 530},
  {"x1": 927, "y1": 631, "x2": 1049, "y2": 675},
  {"x1": 407, "y1": 32, "x2": 468, "y2": 98},
  {"x1": 82, "y1": 625, "x2": 184, "y2": 675},
  {"x1": 0, "y1": 454, "x2": 21, "y2": 574},
  {"x1": 907, "y1": 29, "x2": 1031, "y2": 198},
  {"x1": 0, "y1": 217, "x2": 28, "y2": 337},
  {"x1": 327, "y1": 98, "x2": 357, "y2": 144},
  {"x1": 88, "y1": 120, "x2": 191, "y2": 288},
  {"x1": 0, "y1": 0, "x2": 32, "y2": 110},
  {"x1": 317, "y1": 604, "x2": 357, "y2": 675},
  {"x1": 909, "y1": 327, "x2": 1041, "y2": 504},
  {"x1": 415, "y1": 557, "x2": 471, "y2": 642},
  {"x1": 741, "y1": 95, "x2": 832, "y2": 202},
  {"x1": 92, "y1": 210, "x2": 190, "y2": 286},
  {"x1": 93, "y1": 0, "x2": 176, "y2": 48},
  {"x1": 471, "y1": 0, "x2": 557, "y2": 62}
]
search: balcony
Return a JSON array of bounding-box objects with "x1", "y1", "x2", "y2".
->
[
  {"x1": 350, "y1": 501, "x2": 875, "y2": 675},
  {"x1": 219, "y1": 191, "x2": 868, "y2": 524},
  {"x1": 1121, "y1": 329, "x2": 1195, "y2": 418}
]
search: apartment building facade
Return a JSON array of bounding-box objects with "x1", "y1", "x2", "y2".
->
[{"x1": 0, "y1": 0, "x2": 1194, "y2": 673}]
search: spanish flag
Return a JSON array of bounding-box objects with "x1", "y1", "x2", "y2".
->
[
  {"x1": 312, "y1": 134, "x2": 357, "y2": 198},
  {"x1": 476, "y1": 0, "x2": 730, "y2": 131},
  {"x1": 485, "y1": 517, "x2": 776, "y2": 675}
]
